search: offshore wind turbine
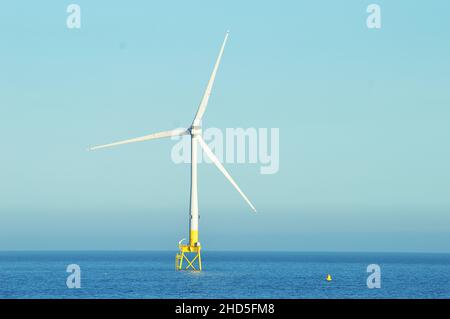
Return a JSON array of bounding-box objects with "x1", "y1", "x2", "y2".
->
[{"x1": 89, "y1": 32, "x2": 256, "y2": 271}]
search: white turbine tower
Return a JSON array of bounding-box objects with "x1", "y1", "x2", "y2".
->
[{"x1": 89, "y1": 32, "x2": 256, "y2": 271}]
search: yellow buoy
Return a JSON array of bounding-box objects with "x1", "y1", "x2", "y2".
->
[{"x1": 326, "y1": 274, "x2": 332, "y2": 282}]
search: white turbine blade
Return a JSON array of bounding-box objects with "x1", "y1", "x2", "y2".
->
[
  {"x1": 192, "y1": 31, "x2": 229, "y2": 126},
  {"x1": 89, "y1": 128, "x2": 189, "y2": 151},
  {"x1": 198, "y1": 136, "x2": 257, "y2": 213}
]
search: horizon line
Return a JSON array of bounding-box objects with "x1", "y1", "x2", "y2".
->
[{"x1": 0, "y1": 249, "x2": 449, "y2": 254}]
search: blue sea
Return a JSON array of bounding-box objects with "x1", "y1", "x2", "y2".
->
[{"x1": 0, "y1": 251, "x2": 449, "y2": 299}]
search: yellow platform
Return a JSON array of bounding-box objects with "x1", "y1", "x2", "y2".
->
[{"x1": 176, "y1": 244, "x2": 202, "y2": 271}]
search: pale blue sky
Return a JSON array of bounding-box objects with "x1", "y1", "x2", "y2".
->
[{"x1": 1, "y1": 1, "x2": 449, "y2": 251}]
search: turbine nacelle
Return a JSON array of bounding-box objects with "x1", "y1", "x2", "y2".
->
[{"x1": 189, "y1": 125, "x2": 202, "y2": 136}]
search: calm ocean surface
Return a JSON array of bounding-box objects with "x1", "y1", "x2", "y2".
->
[{"x1": 0, "y1": 251, "x2": 449, "y2": 299}]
